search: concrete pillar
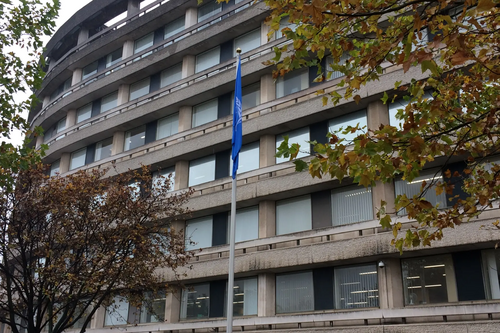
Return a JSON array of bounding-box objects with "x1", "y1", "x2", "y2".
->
[
  {"x1": 111, "y1": 131, "x2": 125, "y2": 155},
  {"x1": 378, "y1": 258, "x2": 404, "y2": 309},
  {"x1": 258, "y1": 200, "x2": 275, "y2": 238},
  {"x1": 127, "y1": 0, "x2": 141, "y2": 17},
  {"x1": 66, "y1": 109, "x2": 77, "y2": 128},
  {"x1": 35, "y1": 135, "x2": 44, "y2": 148},
  {"x1": 72, "y1": 69, "x2": 82, "y2": 85},
  {"x1": 90, "y1": 306, "x2": 106, "y2": 329},
  {"x1": 42, "y1": 96, "x2": 51, "y2": 108},
  {"x1": 257, "y1": 273, "x2": 275, "y2": 316},
  {"x1": 59, "y1": 153, "x2": 71, "y2": 174},
  {"x1": 178, "y1": 106, "x2": 192, "y2": 132},
  {"x1": 174, "y1": 160, "x2": 189, "y2": 190},
  {"x1": 367, "y1": 99, "x2": 389, "y2": 130},
  {"x1": 260, "y1": 74, "x2": 275, "y2": 103},
  {"x1": 122, "y1": 40, "x2": 135, "y2": 58},
  {"x1": 185, "y1": 7, "x2": 198, "y2": 28},
  {"x1": 259, "y1": 134, "x2": 276, "y2": 168},
  {"x1": 261, "y1": 21, "x2": 271, "y2": 44},
  {"x1": 372, "y1": 181, "x2": 396, "y2": 217},
  {"x1": 182, "y1": 55, "x2": 196, "y2": 78},
  {"x1": 77, "y1": 28, "x2": 89, "y2": 44},
  {"x1": 117, "y1": 84, "x2": 130, "y2": 105},
  {"x1": 165, "y1": 288, "x2": 181, "y2": 323}
]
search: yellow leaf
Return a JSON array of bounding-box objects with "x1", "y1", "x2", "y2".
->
[{"x1": 477, "y1": 0, "x2": 495, "y2": 12}]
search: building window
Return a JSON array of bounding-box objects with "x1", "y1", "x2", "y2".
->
[
  {"x1": 394, "y1": 169, "x2": 447, "y2": 215},
  {"x1": 192, "y1": 99, "x2": 218, "y2": 127},
  {"x1": 185, "y1": 216, "x2": 213, "y2": 251},
  {"x1": 276, "y1": 68, "x2": 309, "y2": 98},
  {"x1": 77, "y1": 103, "x2": 92, "y2": 123},
  {"x1": 389, "y1": 92, "x2": 433, "y2": 128},
  {"x1": 276, "y1": 195, "x2": 312, "y2": 235},
  {"x1": 157, "y1": 113, "x2": 179, "y2": 140},
  {"x1": 276, "y1": 271, "x2": 314, "y2": 314},
  {"x1": 402, "y1": 255, "x2": 457, "y2": 305},
  {"x1": 82, "y1": 61, "x2": 98, "y2": 80},
  {"x1": 197, "y1": 0, "x2": 222, "y2": 22},
  {"x1": 334, "y1": 264, "x2": 379, "y2": 309},
  {"x1": 134, "y1": 32, "x2": 154, "y2": 54},
  {"x1": 104, "y1": 296, "x2": 130, "y2": 326},
  {"x1": 326, "y1": 53, "x2": 350, "y2": 81},
  {"x1": 232, "y1": 83, "x2": 260, "y2": 112},
  {"x1": 124, "y1": 126, "x2": 146, "y2": 151},
  {"x1": 95, "y1": 137, "x2": 113, "y2": 161},
  {"x1": 153, "y1": 167, "x2": 175, "y2": 192},
  {"x1": 100, "y1": 91, "x2": 118, "y2": 113},
  {"x1": 229, "y1": 141, "x2": 259, "y2": 175},
  {"x1": 129, "y1": 78, "x2": 150, "y2": 101},
  {"x1": 331, "y1": 186, "x2": 373, "y2": 226},
  {"x1": 161, "y1": 63, "x2": 182, "y2": 88},
  {"x1": 229, "y1": 206, "x2": 259, "y2": 243},
  {"x1": 225, "y1": 277, "x2": 258, "y2": 316},
  {"x1": 56, "y1": 117, "x2": 66, "y2": 134},
  {"x1": 482, "y1": 250, "x2": 500, "y2": 300},
  {"x1": 275, "y1": 16, "x2": 298, "y2": 39},
  {"x1": 49, "y1": 160, "x2": 60, "y2": 176},
  {"x1": 329, "y1": 110, "x2": 367, "y2": 143},
  {"x1": 70, "y1": 147, "x2": 87, "y2": 170},
  {"x1": 276, "y1": 127, "x2": 310, "y2": 164},
  {"x1": 50, "y1": 78, "x2": 71, "y2": 101},
  {"x1": 188, "y1": 155, "x2": 216, "y2": 187},
  {"x1": 195, "y1": 46, "x2": 220, "y2": 73},
  {"x1": 234, "y1": 29, "x2": 261, "y2": 55},
  {"x1": 165, "y1": 16, "x2": 185, "y2": 39},
  {"x1": 139, "y1": 292, "x2": 166, "y2": 323},
  {"x1": 106, "y1": 48, "x2": 122, "y2": 68},
  {"x1": 180, "y1": 283, "x2": 210, "y2": 320}
]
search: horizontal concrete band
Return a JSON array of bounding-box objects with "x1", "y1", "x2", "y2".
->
[{"x1": 87, "y1": 303, "x2": 500, "y2": 333}]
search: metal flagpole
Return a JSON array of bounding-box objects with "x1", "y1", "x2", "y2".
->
[{"x1": 227, "y1": 48, "x2": 242, "y2": 333}]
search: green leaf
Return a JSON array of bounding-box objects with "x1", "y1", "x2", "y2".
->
[
  {"x1": 421, "y1": 60, "x2": 439, "y2": 76},
  {"x1": 293, "y1": 160, "x2": 308, "y2": 171}
]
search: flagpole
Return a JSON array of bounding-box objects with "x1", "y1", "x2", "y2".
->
[{"x1": 227, "y1": 48, "x2": 242, "y2": 333}]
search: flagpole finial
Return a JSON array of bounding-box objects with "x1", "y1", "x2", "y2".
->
[{"x1": 236, "y1": 48, "x2": 242, "y2": 54}]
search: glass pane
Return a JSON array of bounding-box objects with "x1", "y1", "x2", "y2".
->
[
  {"x1": 229, "y1": 141, "x2": 259, "y2": 175},
  {"x1": 185, "y1": 216, "x2": 213, "y2": 250},
  {"x1": 234, "y1": 29, "x2": 261, "y2": 55},
  {"x1": 482, "y1": 250, "x2": 500, "y2": 299},
  {"x1": 228, "y1": 206, "x2": 259, "y2": 243},
  {"x1": 276, "y1": 68, "x2": 309, "y2": 98},
  {"x1": 129, "y1": 78, "x2": 150, "y2": 100},
  {"x1": 95, "y1": 137, "x2": 113, "y2": 161},
  {"x1": 402, "y1": 255, "x2": 456, "y2": 305},
  {"x1": 139, "y1": 292, "x2": 166, "y2": 323},
  {"x1": 197, "y1": 0, "x2": 222, "y2": 22},
  {"x1": 195, "y1": 46, "x2": 220, "y2": 73},
  {"x1": 153, "y1": 167, "x2": 175, "y2": 192},
  {"x1": 105, "y1": 296, "x2": 129, "y2": 326},
  {"x1": 188, "y1": 155, "x2": 216, "y2": 186},
  {"x1": 276, "y1": 127, "x2": 310, "y2": 163},
  {"x1": 180, "y1": 283, "x2": 210, "y2": 320},
  {"x1": 276, "y1": 271, "x2": 314, "y2": 313},
  {"x1": 77, "y1": 103, "x2": 92, "y2": 123},
  {"x1": 232, "y1": 83, "x2": 260, "y2": 112},
  {"x1": 389, "y1": 92, "x2": 433, "y2": 128},
  {"x1": 276, "y1": 195, "x2": 312, "y2": 235},
  {"x1": 394, "y1": 169, "x2": 447, "y2": 215},
  {"x1": 56, "y1": 117, "x2": 66, "y2": 133},
  {"x1": 161, "y1": 63, "x2": 182, "y2": 88},
  {"x1": 332, "y1": 186, "x2": 373, "y2": 226},
  {"x1": 82, "y1": 61, "x2": 98, "y2": 80},
  {"x1": 192, "y1": 99, "x2": 218, "y2": 127},
  {"x1": 334, "y1": 264, "x2": 379, "y2": 309},
  {"x1": 157, "y1": 113, "x2": 179, "y2": 140},
  {"x1": 165, "y1": 16, "x2": 185, "y2": 39},
  {"x1": 124, "y1": 126, "x2": 146, "y2": 151},
  {"x1": 50, "y1": 160, "x2": 60, "y2": 176},
  {"x1": 134, "y1": 32, "x2": 154, "y2": 54},
  {"x1": 326, "y1": 53, "x2": 350, "y2": 81},
  {"x1": 101, "y1": 91, "x2": 118, "y2": 113},
  {"x1": 70, "y1": 148, "x2": 86, "y2": 170},
  {"x1": 329, "y1": 110, "x2": 367, "y2": 143},
  {"x1": 106, "y1": 48, "x2": 122, "y2": 68},
  {"x1": 226, "y1": 277, "x2": 258, "y2": 316},
  {"x1": 275, "y1": 16, "x2": 297, "y2": 38}
]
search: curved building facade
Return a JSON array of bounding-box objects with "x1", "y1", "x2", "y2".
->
[{"x1": 30, "y1": 0, "x2": 500, "y2": 332}]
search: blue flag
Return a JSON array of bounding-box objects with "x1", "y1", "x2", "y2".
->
[{"x1": 231, "y1": 54, "x2": 242, "y2": 179}]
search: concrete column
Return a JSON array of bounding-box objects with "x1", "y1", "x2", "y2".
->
[
  {"x1": 42, "y1": 96, "x2": 51, "y2": 108},
  {"x1": 372, "y1": 181, "x2": 396, "y2": 217},
  {"x1": 185, "y1": 7, "x2": 198, "y2": 28},
  {"x1": 72, "y1": 69, "x2": 83, "y2": 85},
  {"x1": 66, "y1": 109, "x2": 77, "y2": 128},
  {"x1": 90, "y1": 306, "x2": 106, "y2": 329},
  {"x1": 111, "y1": 131, "x2": 125, "y2": 155},
  {"x1": 77, "y1": 28, "x2": 89, "y2": 44},
  {"x1": 367, "y1": 99, "x2": 389, "y2": 130},
  {"x1": 174, "y1": 160, "x2": 189, "y2": 190},
  {"x1": 378, "y1": 258, "x2": 404, "y2": 309},
  {"x1": 122, "y1": 40, "x2": 135, "y2": 58},
  {"x1": 182, "y1": 55, "x2": 196, "y2": 78},
  {"x1": 258, "y1": 200, "x2": 275, "y2": 238},
  {"x1": 59, "y1": 153, "x2": 71, "y2": 174},
  {"x1": 35, "y1": 135, "x2": 44, "y2": 149},
  {"x1": 178, "y1": 106, "x2": 192, "y2": 132},
  {"x1": 257, "y1": 273, "x2": 275, "y2": 316},
  {"x1": 260, "y1": 74, "x2": 275, "y2": 103},
  {"x1": 127, "y1": 0, "x2": 141, "y2": 17},
  {"x1": 259, "y1": 134, "x2": 276, "y2": 168},
  {"x1": 260, "y1": 21, "x2": 271, "y2": 44},
  {"x1": 165, "y1": 288, "x2": 181, "y2": 323},
  {"x1": 117, "y1": 84, "x2": 130, "y2": 105}
]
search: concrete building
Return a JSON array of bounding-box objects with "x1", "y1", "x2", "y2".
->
[{"x1": 29, "y1": 0, "x2": 500, "y2": 331}]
